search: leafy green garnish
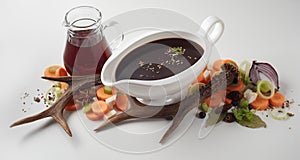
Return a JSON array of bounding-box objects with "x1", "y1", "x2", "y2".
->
[
  {"x1": 171, "y1": 47, "x2": 185, "y2": 55},
  {"x1": 236, "y1": 114, "x2": 266, "y2": 128},
  {"x1": 232, "y1": 98, "x2": 266, "y2": 128},
  {"x1": 232, "y1": 99, "x2": 254, "y2": 122}
]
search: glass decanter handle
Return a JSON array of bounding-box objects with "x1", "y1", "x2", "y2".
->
[{"x1": 103, "y1": 20, "x2": 124, "y2": 51}]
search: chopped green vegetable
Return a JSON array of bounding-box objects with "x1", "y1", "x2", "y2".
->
[
  {"x1": 256, "y1": 80, "x2": 275, "y2": 99},
  {"x1": 201, "y1": 102, "x2": 209, "y2": 112},
  {"x1": 103, "y1": 86, "x2": 113, "y2": 94},
  {"x1": 232, "y1": 99, "x2": 254, "y2": 122},
  {"x1": 241, "y1": 72, "x2": 251, "y2": 85},
  {"x1": 240, "y1": 98, "x2": 249, "y2": 108},
  {"x1": 260, "y1": 83, "x2": 270, "y2": 93},
  {"x1": 236, "y1": 114, "x2": 266, "y2": 128},
  {"x1": 82, "y1": 103, "x2": 92, "y2": 113}
]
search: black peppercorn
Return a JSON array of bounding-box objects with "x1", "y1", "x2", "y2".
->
[
  {"x1": 165, "y1": 116, "x2": 174, "y2": 121},
  {"x1": 223, "y1": 113, "x2": 235, "y2": 123},
  {"x1": 197, "y1": 112, "x2": 206, "y2": 119}
]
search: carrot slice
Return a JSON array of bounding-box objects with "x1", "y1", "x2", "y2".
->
[
  {"x1": 65, "y1": 99, "x2": 79, "y2": 111},
  {"x1": 44, "y1": 65, "x2": 60, "y2": 77},
  {"x1": 196, "y1": 71, "x2": 206, "y2": 83},
  {"x1": 44, "y1": 65, "x2": 68, "y2": 77},
  {"x1": 55, "y1": 67, "x2": 68, "y2": 77},
  {"x1": 270, "y1": 92, "x2": 285, "y2": 107},
  {"x1": 212, "y1": 59, "x2": 225, "y2": 71},
  {"x1": 196, "y1": 66, "x2": 210, "y2": 84},
  {"x1": 91, "y1": 100, "x2": 109, "y2": 115},
  {"x1": 96, "y1": 86, "x2": 113, "y2": 100},
  {"x1": 60, "y1": 82, "x2": 69, "y2": 90},
  {"x1": 225, "y1": 98, "x2": 232, "y2": 104},
  {"x1": 227, "y1": 80, "x2": 244, "y2": 92},
  {"x1": 115, "y1": 94, "x2": 129, "y2": 111},
  {"x1": 251, "y1": 96, "x2": 269, "y2": 110},
  {"x1": 204, "y1": 91, "x2": 226, "y2": 108},
  {"x1": 85, "y1": 110, "x2": 103, "y2": 121},
  {"x1": 223, "y1": 59, "x2": 238, "y2": 69}
]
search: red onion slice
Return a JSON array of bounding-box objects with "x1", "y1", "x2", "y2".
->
[{"x1": 249, "y1": 61, "x2": 279, "y2": 89}]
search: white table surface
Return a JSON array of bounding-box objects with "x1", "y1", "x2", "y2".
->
[{"x1": 1, "y1": 0, "x2": 300, "y2": 159}]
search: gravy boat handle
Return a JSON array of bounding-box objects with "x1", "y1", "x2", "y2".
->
[
  {"x1": 198, "y1": 16, "x2": 225, "y2": 139},
  {"x1": 200, "y1": 16, "x2": 224, "y2": 44}
]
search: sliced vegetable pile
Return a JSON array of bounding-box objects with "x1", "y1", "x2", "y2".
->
[
  {"x1": 41, "y1": 65, "x2": 129, "y2": 122},
  {"x1": 194, "y1": 59, "x2": 294, "y2": 128}
]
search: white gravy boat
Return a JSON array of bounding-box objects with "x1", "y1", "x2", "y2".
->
[{"x1": 101, "y1": 16, "x2": 224, "y2": 106}]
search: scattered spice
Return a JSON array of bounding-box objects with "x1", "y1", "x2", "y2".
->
[
  {"x1": 34, "y1": 97, "x2": 41, "y2": 103},
  {"x1": 287, "y1": 112, "x2": 294, "y2": 117}
]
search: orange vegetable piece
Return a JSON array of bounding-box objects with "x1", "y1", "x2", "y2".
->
[
  {"x1": 212, "y1": 59, "x2": 224, "y2": 71},
  {"x1": 44, "y1": 65, "x2": 69, "y2": 90},
  {"x1": 91, "y1": 100, "x2": 109, "y2": 115},
  {"x1": 223, "y1": 59, "x2": 238, "y2": 69},
  {"x1": 65, "y1": 99, "x2": 79, "y2": 111},
  {"x1": 251, "y1": 96, "x2": 269, "y2": 110},
  {"x1": 55, "y1": 67, "x2": 68, "y2": 77},
  {"x1": 96, "y1": 86, "x2": 113, "y2": 100},
  {"x1": 44, "y1": 65, "x2": 60, "y2": 77},
  {"x1": 227, "y1": 80, "x2": 244, "y2": 92},
  {"x1": 196, "y1": 66, "x2": 210, "y2": 84},
  {"x1": 225, "y1": 98, "x2": 232, "y2": 104},
  {"x1": 44, "y1": 65, "x2": 68, "y2": 77},
  {"x1": 205, "y1": 91, "x2": 226, "y2": 108},
  {"x1": 270, "y1": 92, "x2": 285, "y2": 107},
  {"x1": 60, "y1": 82, "x2": 69, "y2": 90},
  {"x1": 85, "y1": 110, "x2": 103, "y2": 121},
  {"x1": 115, "y1": 94, "x2": 129, "y2": 111}
]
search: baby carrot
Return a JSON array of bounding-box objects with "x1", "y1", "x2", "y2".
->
[
  {"x1": 251, "y1": 96, "x2": 269, "y2": 110},
  {"x1": 270, "y1": 92, "x2": 285, "y2": 107}
]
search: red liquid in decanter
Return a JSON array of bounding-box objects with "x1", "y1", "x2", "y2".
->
[{"x1": 63, "y1": 29, "x2": 112, "y2": 76}]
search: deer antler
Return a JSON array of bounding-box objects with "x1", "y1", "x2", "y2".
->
[
  {"x1": 10, "y1": 64, "x2": 239, "y2": 143},
  {"x1": 94, "y1": 64, "x2": 239, "y2": 143},
  {"x1": 10, "y1": 74, "x2": 102, "y2": 136}
]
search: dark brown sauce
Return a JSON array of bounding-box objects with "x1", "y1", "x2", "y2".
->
[{"x1": 116, "y1": 38, "x2": 204, "y2": 81}]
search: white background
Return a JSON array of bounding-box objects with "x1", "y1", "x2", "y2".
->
[{"x1": 1, "y1": 0, "x2": 300, "y2": 159}]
